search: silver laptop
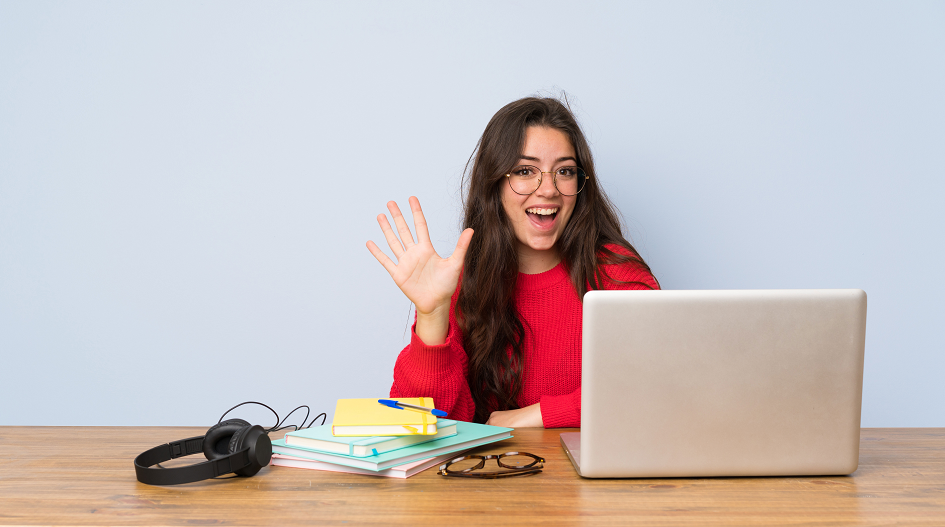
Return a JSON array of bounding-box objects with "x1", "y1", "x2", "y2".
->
[{"x1": 561, "y1": 289, "x2": 866, "y2": 478}]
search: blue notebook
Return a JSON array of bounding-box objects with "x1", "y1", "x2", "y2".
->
[
  {"x1": 284, "y1": 419, "x2": 458, "y2": 457},
  {"x1": 271, "y1": 421, "x2": 512, "y2": 472}
]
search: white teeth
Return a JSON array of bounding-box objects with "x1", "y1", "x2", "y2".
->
[{"x1": 526, "y1": 207, "x2": 558, "y2": 216}]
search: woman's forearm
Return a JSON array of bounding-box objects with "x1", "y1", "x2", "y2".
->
[{"x1": 414, "y1": 303, "x2": 451, "y2": 346}]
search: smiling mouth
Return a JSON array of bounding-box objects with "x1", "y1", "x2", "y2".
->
[{"x1": 526, "y1": 207, "x2": 558, "y2": 226}]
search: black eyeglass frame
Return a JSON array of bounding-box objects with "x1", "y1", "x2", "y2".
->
[
  {"x1": 504, "y1": 165, "x2": 590, "y2": 196},
  {"x1": 437, "y1": 451, "x2": 545, "y2": 478}
]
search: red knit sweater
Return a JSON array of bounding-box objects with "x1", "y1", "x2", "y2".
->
[{"x1": 390, "y1": 248, "x2": 659, "y2": 428}]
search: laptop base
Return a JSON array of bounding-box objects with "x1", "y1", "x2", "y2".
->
[{"x1": 559, "y1": 432, "x2": 584, "y2": 477}]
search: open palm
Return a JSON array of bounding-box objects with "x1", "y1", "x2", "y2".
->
[{"x1": 366, "y1": 197, "x2": 474, "y2": 317}]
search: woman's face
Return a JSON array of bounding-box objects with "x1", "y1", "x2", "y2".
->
[{"x1": 500, "y1": 126, "x2": 578, "y2": 271}]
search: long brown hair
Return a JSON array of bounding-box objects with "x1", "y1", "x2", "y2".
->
[{"x1": 458, "y1": 96, "x2": 657, "y2": 423}]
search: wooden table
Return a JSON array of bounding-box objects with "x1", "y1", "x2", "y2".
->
[{"x1": 1, "y1": 427, "x2": 943, "y2": 525}]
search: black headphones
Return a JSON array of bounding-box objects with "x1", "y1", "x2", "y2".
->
[
  {"x1": 134, "y1": 402, "x2": 325, "y2": 486},
  {"x1": 134, "y1": 418, "x2": 272, "y2": 485}
]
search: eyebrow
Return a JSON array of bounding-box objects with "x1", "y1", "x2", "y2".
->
[{"x1": 520, "y1": 155, "x2": 577, "y2": 164}]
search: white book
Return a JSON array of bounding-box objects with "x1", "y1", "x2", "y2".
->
[{"x1": 270, "y1": 452, "x2": 463, "y2": 479}]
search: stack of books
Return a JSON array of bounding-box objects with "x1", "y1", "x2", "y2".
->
[{"x1": 270, "y1": 398, "x2": 512, "y2": 478}]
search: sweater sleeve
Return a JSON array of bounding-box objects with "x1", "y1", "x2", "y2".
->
[
  {"x1": 538, "y1": 249, "x2": 659, "y2": 429},
  {"x1": 540, "y1": 391, "x2": 582, "y2": 428},
  {"x1": 389, "y1": 295, "x2": 477, "y2": 422}
]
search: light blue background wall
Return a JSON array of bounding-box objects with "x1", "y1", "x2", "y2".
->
[{"x1": 1, "y1": 1, "x2": 942, "y2": 427}]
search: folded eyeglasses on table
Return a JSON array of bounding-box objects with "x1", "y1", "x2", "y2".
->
[{"x1": 437, "y1": 452, "x2": 544, "y2": 478}]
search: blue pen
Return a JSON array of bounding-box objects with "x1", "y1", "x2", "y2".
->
[{"x1": 378, "y1": 399, "x2": 448, "y2": 417}]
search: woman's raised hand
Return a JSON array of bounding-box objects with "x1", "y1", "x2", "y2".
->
[{"x1": 366, "y1": 197, "x2": 474, "y2": 345}]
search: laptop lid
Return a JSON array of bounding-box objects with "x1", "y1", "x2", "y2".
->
[{"x1": 563, "y1": 289, "x2": 866, "y2": 478}]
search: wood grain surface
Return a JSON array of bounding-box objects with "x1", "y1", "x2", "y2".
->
[{"x1": 0, "y1": 427, "x2": 943, "y2": 526}]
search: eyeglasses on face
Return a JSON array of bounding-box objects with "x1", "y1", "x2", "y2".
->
[
  {"x1": 437, "y1": 451, "x2": 545, "y2": 478},
  {"x1": 504, "y1": 165, "x2": 589, "y2": 196}
]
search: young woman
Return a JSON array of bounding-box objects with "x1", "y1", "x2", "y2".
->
[{"x1": 366, "y1": 97, "x2": 658, "y2": 428}]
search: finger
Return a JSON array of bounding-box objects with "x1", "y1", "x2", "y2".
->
[
  {"x1": 387, "y1": 200, "x2": 416, "y2": 249},
  {"x1": 377, "y1": 213, "x2": 405, "y2": 258},
  {"x1": 409, "y1": 196, "x2": 432, "y2": 245},
  {"x1": 366, "y1": 240, "x2": 398, "y2": 277},
  {"x1": 449, "y1": 228, "x2": 475, "y2": 263}
]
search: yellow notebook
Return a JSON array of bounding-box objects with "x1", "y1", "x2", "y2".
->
[{"x1": 331, "y1": 398, "x2": 439, "y2": 436}]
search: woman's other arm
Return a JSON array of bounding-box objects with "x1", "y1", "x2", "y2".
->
[{"x1": 486, "y1": 402, "x2": 543, "y2": 428}]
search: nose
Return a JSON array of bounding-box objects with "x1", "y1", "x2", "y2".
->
[{"x1": 535, "y1": 171, "x2": 559, "y2": 197}]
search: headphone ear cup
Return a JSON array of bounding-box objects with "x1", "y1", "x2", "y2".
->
[
  {"x1": 203, "y1": 419, "x2": 251, "y2": 461},
  {"x1": 230, "y1": 424, "x2": 272, "y2": 477},
  {"x1": 228, "y1": 424, "x2": 251, "y2": 454}
]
